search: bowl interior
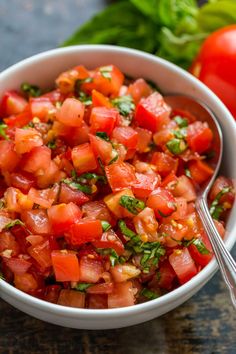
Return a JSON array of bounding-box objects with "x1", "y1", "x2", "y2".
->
[{"x1": 0, "y1": 46, "x2": 236, "y2": 326}]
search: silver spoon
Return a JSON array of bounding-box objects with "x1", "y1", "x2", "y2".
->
[{"x1": 165, "y1": 94, "x2": 236, "y2": 309}]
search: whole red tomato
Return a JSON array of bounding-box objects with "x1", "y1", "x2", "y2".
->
[{"x1": 190, "y1": 25, "x2": 236, "y2": 119}]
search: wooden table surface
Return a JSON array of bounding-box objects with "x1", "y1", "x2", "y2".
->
[{"x1": 0, "y1": 1, "x2": 235, "y2": 353}]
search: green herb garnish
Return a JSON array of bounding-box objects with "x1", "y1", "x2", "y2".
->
[
  {"x1": 101, "y1": 220, "x2": 112, "y2": 232},
  {"x1": 0, "y1": 123, "x2": 8, "y2": 140},
  {"x1": 172, "y1": 128, "x2": 187, "y2": 139},
  {"x1": 78, "y1": 92, "x2": 92, "y2": 105},
  {"x1": 4, "y1": 219, "x2": 25, "y2": 230},
  {"x1": 118, "y1": 220, "x2": 137, "y2": 238},
  {"x1": 140, "y1": 288, "x2": 159, "y2": 300},
  {"x1": 97, "y1": 248, "x2": 120, "y2": 267},
  {"x1": 185, "y1": 168, "x2": 192, "y2": 178},
  {"x1": 99, "y1": 66, "x2": 112, "y2": 80},
  {"x1": 75, "y1": 283, "x2": 92, "y2": 292},
  {"x1": 184, "y1": 238, "x2": 210, "y2": 255},
  {"x1": 63, "y1": 179, "x2": 92, "y2": 194},
  {"x1": 47, "y1": 140, "x2": 57, "y2": 149},
  {"x1": 96, "y1": 131, "x2": 110, "y2": 142},
  {"x1": 119, "y1": 195, "x2": 145, "y2": 215},
  {"x1": 210, "y1": 186, "x2": 232, "y2": 220},
  {"x1": 174, "y1": 116, "x2": 188, "y2": 128},
  {"x1": 21, "y1": 83, "x2": 41, "y2": 97},
  {"x1": 112, "y1": 95, "x2": 135, "y2": 117},
  {"x1": 166, "y1": 138, "x2": 187, "y2": 155},
  {"x1": 79, "y1": 172, "x2": 107, "y2": 184}
]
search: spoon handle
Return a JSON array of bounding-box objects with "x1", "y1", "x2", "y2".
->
[{"x1": 196, "y1": 196, "x2": 236, "y2": 309}]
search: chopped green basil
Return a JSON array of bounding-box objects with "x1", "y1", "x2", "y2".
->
[
  {"x1": 99, "y1": 66, "x2": 112, "y2": 80},
  {"x1": 185, "y1": 168, "x2": 192, "y2": 178},
  {"x1": 75, "y1": 283, "x2": 92, "y2": 292},
  {"x1": 101, "y1": 220, "x2": 112, "y2": 232},
  {"x1": 166, "y1": 138, "x2": 187, "y2": 155},
  {"x1": 97, "y1": 248, "x2": 120, "y2": 267},
  {"x1": 96, "y1": 131, "x2": 110, "y2": 142},
  {"x1": 119, "y1": 195, "x2": 145, "y2": 215},
  {"x1": 0, "y1": 123, "x2": 9, "y2": 140},
  {"x1": 210, "y1": 186, "x2": 232, "y2": 220},
  {"x1": 172, "y1": 128, "x2": 187, "y2": 139},
  {"x1": 184, "y1": 238, "x2": 210, "y2": 255},
  {"x1": 140, "y1": 242, "x2": 166, "y2": 270},
  {"x1": 174, "y1": 116, "x2": 188, "y2": 128},
  {"x1": 108, "y1": 151, "x2": 119, "y2": 165},
  {"x1": 47, "y1": 140, "x2": 57, "y2": 149},
  {"x1": 62, "y1": 179, "x2": 92, "y2": 194},
  {"x1": 79, "y1": 172, "x2": 107, "y2": 184},
  {"x1": 141, "y1": 288, "x2": 159, "y2": 300},
  {"x1": 112, "y1": 95, "x2": 135, "y2": 117},
  {"x1": 78, "y1": 92, "x2": 92, "y2": 105},
  {"x1": 21, "y1": 82, "x2": 41, "y2": 97},
  {"x1": 118, "y1": 220, "x2": 137, "y2": 238},
  {"x1": 4, "y1": 219, "x2": 25, "y2": 230}
]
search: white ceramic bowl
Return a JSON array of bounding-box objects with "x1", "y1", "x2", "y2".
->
[{"x1": 0, "y1": 45, "x2": 236, "y2": 329}]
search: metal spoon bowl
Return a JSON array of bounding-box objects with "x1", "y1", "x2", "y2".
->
[{"x1": 165, "y1": 94, "x2": 236, "y2": 309}]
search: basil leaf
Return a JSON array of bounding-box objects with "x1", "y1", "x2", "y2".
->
[
  {"x1": 174, "y1": 116, "x2": 188, "y2": 128},
  {"x1": 47, "y1": 140, "x2": 57, "y2": 149},
  {"x1": 166, "y1": 138, "x2": 187, "y2": 155},
  {"x1": 75, "y1": 283, "x2": 92, "y2": 292},
  {"x1": 79, "y1": 172, "x2": 107, "y2": 184},
  {"x1": 78, "y1": 92, "x2": 92, "y2": 106},
  {"x1": 63, "y1": 179, "x2": 92, "y2": 194},
  {"x1": 99, "y1": 66, "x2": 112, "y2": 80},
  {"x1": 101, "y1": 220, "x2": 112, "y2": 232},
  {"x1": 118, "y1": 220, "x2": 137, "y2": 238},
  {"x1": 96, "y1": 132, "x2": 110, "y2": 142},
  {"x1": 75, "y1": 77, "x2": 93, "y2": 94},
  {"x1": 140, "y1": 288, "x2": 159, "y2": 300},
  {"x1": 4, "y1": 219, "x2": 25, "y2": 230},
  {"x1": 119, "y1": 195, "x2": 145, "y2": 215},
  {"x1": 112, "y1": 95, "x2": 135, "y2": 117},
  {"x1": 21, "y1": 82, "x2": 41, "y2": 97},
  {"x1": 210, "y1": 186, "x2": 232, "y2": 220},
  {"x1": 0, "y1": 123, "x2": 8, "y2": 140},
  {"x1": 192, "y1": 238, "x2": 210, "y2": 255}
]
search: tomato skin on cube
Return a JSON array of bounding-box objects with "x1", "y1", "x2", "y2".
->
[
  {"x1": 79, "y1": 256, "x2": 104, "y2": 283},
  {"x1": 169, "y1": 248, "x2": 197, "y2": 285},
  {"x1": 187, "y1": 121, "x2": 213, "y2": 154},
  {"x1": 66, "y1": 219, "x2": 103, "y2": 246},
  {"x1": 90, "y1": 106, "x2": 118, "y2": 135},
  {"x1": 71, "y1": 143, "x2": 97, "y2": 174},
  {"x1": 57, "y1": 289, "x2": 85, "y2": 308},
  {"x1": 51, "y1": 250, "x2": 80, "y2": 282},
  {"x1": 108, "y1": 281, "x2": 135, "y2": 308},
  {"x1": 56, "y1": 98, "x2": 85, "y2": 127},
  {"x1": 105, "y1": 162, "x2": 137, "y2": 192},
  {"x1": 135, "y1": 92, "x2": 171, "y2": 132}
]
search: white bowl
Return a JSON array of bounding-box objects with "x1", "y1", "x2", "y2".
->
[{"x1": 0, "y1": 45, "x2": 236, "y2": 329}]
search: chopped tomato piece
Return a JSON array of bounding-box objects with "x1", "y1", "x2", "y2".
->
[
  {"x1": 22, "y1": 146, "x2": 51, "y2": 174},
  {"x1": 135, "y1": 127, "x2": 152, "y2": 153},
  {"x1": 92, "y1": 89, "x2": 113, "y2": 108},
  {"x1": 87, "y1": 282, "x2": 114, "y2": 294},
  {"x1": 0, "y1": 141, "x2": 20, "y2": 172},
  {"x1": 0, "y1": 231, "x2": 20, "y2": 256},
  {"x1": 59, "y1": 183, "x2": 89, "y2": 206},
  {"x1": 187, "y1": 121, "x2": 213, "y2": 154},
  {"x1": 21, "y1": 209, "x2": 51, "y2": 235},
  {"x1": 127, "y1": 78, "x2": 152, "y2": 104},
  {"x1": 90, "y1": 107, "x2": 118, "y2": 135},
  {"x1": 48, "y1": 202, "x2": 82, "y2": 236},
  {"x1": 92, "y1": 230, "x2": 124, "y2": 255},
  {"x1": 56, "y1": 65, "x2": 89, "y2": 94},
  {"x1": 169, "y1": 248, "x2": 197, "y2": 284},
  {"x1": 188, "y1": 232, "x2": 213, "y2": 267},
  {"x1": 79, "y1": 256, "x2": 104, "y2": 283},
  {"x1": 104, "y1": 189, "x2": 135, "y2": 219},
  {"x1": 14, "y1": 128, "x2": 43, "y2": 154},
  {"x1": 88, "y1": 294, "x2": 107, "y2": 309},
  {"x1": 88, "y1": 65, "x2": 124, "y2": 96},
  {"x1": 89, "y1": 134, "x2": 113, "y2": 165},
  {"x1": 173, "y1": 175, "x2": 197, "y2": 202},
  {"x1": 147, "y1": 188, "x2": 176, "y2": 219},
  {"x1": 158, "y1": 261, "x2": 176, "y2": 290},
  {"x1": 57, "y1": 289, "x2": 85, "y2": 308},
  {"x1": 56, "y1": 98, "x2": 84, "y2": 127},
  {"x1": 30, "y1": 97, "x2": 55, "y2": 121},
  {"x1": 110, "y1": 264, "x2": 140, "y2": 283},
  {"x1": 133, "y1": 207, "x2": 159, "y2": 242},
  {"x1": 151, "y1": 152, "x2": 178, "y2": 177},
  {"x1": 4, "y1": 110, "x2": 32, "y2": 128},
  {"x1": 82, "y1": 201, "x2": 113, "y2": 225},
  {"x1": 66, "y1": 219, "x2": 102, "y2": 246},
  {"x1": 4, "y1": 257, "x2": 32, "y2": 275},
  {"x1": 71, "y1": 143, "x2": 97, "y2": 174},
  {"x1": 9, "y1": 172, "x2": 36, "y2": 193},
  {"x1": 28, "y1": 185, "x2": 59, "y2": 209},
  {"x1": 105, "y1": 162, "x2": 137, "y2": 192},
  {"x1": 112, "y1": 126, "x2": 138, "y2": 151},
  {"x1": 51, "y1": 250, "x2": 80, "y2": 281},
  {"x1": 135, "y1": 92, "x2": 171, "y2": 132},
  {"x1": 0, "y1": 91, "x2": 27, "y2": 117},
  {"x1": 28, "y1": 239, "x2": 52, "y2": 269},
  {"x1": 108, "y1": 281, "x2": 135, "y2": 308},
  {"x1": 188, "y1": 159, "x2": 214, "y2": 185},
  {"x1": 132, "y1": 173, "x2": 160, "y2": 199},
  {"x1": 209, "y1": 176, "x2": 234, "y2": 204},
  {"x1": 14, "y1": 273, "x2": 38, "y2": 292}
]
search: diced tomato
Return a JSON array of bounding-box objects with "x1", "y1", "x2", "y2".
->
[
  {"x1": 79, "y1": 256, "x2": 104, "y2": 283},
  {"x1": 4, "y1": 257, "x2": 32, "y2": 275},
  {"x1": 48, "y1": 202, "x2": 82, "y2": 236},
  {"x1": 28, "y1": 185, "x2": 59, "y2": 209},
  {"x1": 127, "y1": 78, "x2": 152, "y2": 104},
  {"x1": 92, "y1": 89, "x2": 113, "y2": 108},
  {"x1": 108, "y1": 281, "x2": 135, "y2": 308},
  {"x1": 92, "y1": 230, "x2": 124, "y2": 255},
  {"x1": 158, "y1": 261, "x2": 176, "y2": 290},
  {"x1": 0, "y1": 91, "x2": 27, "y2": 117},
  {"x1": 161, "y1": 171, "x2": 178, "y2": 189},
  {"x1": 169, "y1": 248, "x2": 198, "y2": 284},
  {"x1": 0, "y1": 231, "x2": 20, "y2": 256},
  {"x1": 44, "y1": 284, "x2": 61, "y2": 303},
  {"x1": 14, "y1": 128, "x2": 43, "y2": 154},
  {"x1": 56, "y1": 98, "x2": 84, "y2": 127},
  {"x1": 112, "y1": 126, "x2": 138, "y2": 151},
  {"x1": 187, "y1": 121, "x2": 213, "y2": 154},
  {"x1": 5, "y1": 187, "x2": 33, "y2": 212},
  {"x1": 105, "y1": 162, "x2": 137, "y2": 192},
  {"x1": 87, "y1": 282, "x2": 114, "y2": 294},
  {"x1": 147, "y1": 188, "x2": 176, "y2": 219},
  {"x1": 26, "y1": 235, "x2": 44, "y2": 246},
  {"x1": 88, "y1": 294, "x2": 107, "y2": 309},
  {"x1": 21, "y1": 209, "x2": 51, "y2": 235},
  {"x1": 135, "y1": 92, "x2": 171, "y2": 132},
  {"x1": 51, "y1": 250, "x2": 80, "y2": 282},
  {"x1": 135, "y1": 127, "x2": 152, "y2": 153},
  {"x1": 132, "y1": 173, "x2": 160, "y2": 199},
  {"x1": 66, "y1": 219, "x2": 102, "y2": 246},
  {"x1": 28, "y1": 239, "x2": 52, "y2": 269},
  {"x1": 209, "y1": 176, "x2": 234, "y2": 204},
  {"x1": 71, "y1": 143, "x2": 97, "y2": 174},
  {"x1": 36, "y1": 160, "x2": 62, "y2": 189},
  {"x1": 173, "y1": 175, "x2": 197, "y2": 202},
  {"x1": 22, "y1": 146, "x2": 51, "y2": 174},
  {"x1": 188, "y1": 232, "x2": 213, "y2": 267},
  {"x1": 89, "y1": 134, "x2": 113, "y2": 165},
  {"x1": 0, "y1": 141, "x2": 20, "y2": 172},
  {"x1": 9, "y1": 172, "x2": 36, "y2": 193},
  {"x1": 110, "y1": 264, "x2": 140, "y2": 283},
  {"x1": 90, "y1": 107, "x2": 118, "y2": 135},
  {"x1": 4, "y1": 110, "x2": 32, "y2": 128},
  {"x1": 82, "y1": 201, "x2": 113, "y2": 225},
  {"x1": 14, "y1": 273, "x2": 38, "y2": 292},
  {"x1": 188, "y1": 159, "x2": 214, "y2": 185},
  {"x1": 59, "y1": 183, "x2": 89, "y2": 206},
  {"x1": 42, "y1": 89, "x2": 64, "y2": 103},
  {"x1": 171, "y1": 197, "x2": 188, "y2": 220},
  {"x1": 133, "y1": 207, "x2": 159, "y2": 242},
  {"x1": 159, "y1": 221, "x2": 189, "y2": 247},
  {"x1": 56, "y1": 65, "x2": 89, "y2": 94},
  {"x1": 30, "y1": 97, "x2": 55, "y2": 121},
  {"x1": 104, "y1": 189, "x2": 135, "y2": 219},
  {"x1": 57, "y1": 289, "x2": 85, "y2": 308},
  {"x1": 151, "y1": 152, "x2": 178, "y2": 177}
]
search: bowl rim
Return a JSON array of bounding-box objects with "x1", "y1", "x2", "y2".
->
[{"x1": 0, "y1": 44, "x2": 236, "y2": 318}]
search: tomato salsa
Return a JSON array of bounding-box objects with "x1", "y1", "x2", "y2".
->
[{"x1": 0, "y1": 64, "x2": 234, "y2": 309}]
